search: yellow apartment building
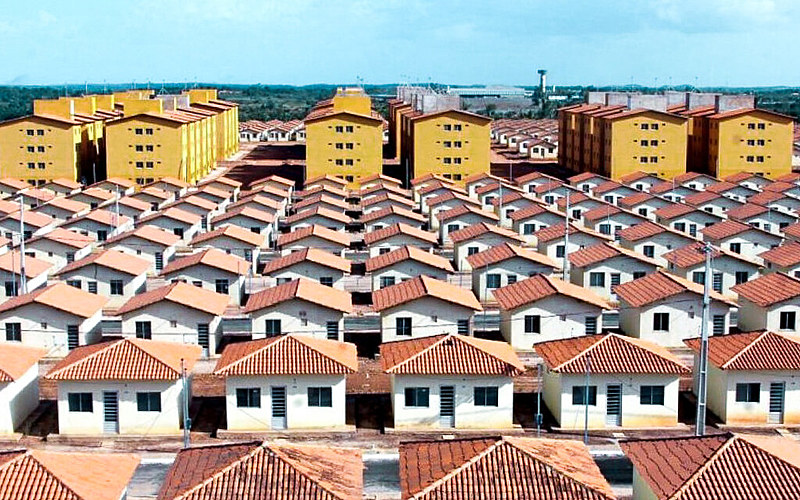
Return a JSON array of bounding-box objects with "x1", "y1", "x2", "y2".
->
[
  {"x1": 388, "y1": 98, "x2": 412, "y2": 158},
  {"x1": 399, "y1": 109, "x2": 491, "y2": 184},
  {"x1": 304, "y1": 88, "x2": 383, "y2": 188},
  {"x1": 183, "y1": 89, "x2": 240, "y2": 159}
]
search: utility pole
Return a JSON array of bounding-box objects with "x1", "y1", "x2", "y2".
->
[
  {"x1": 182, "y1": 358, "x2": 191, "y2": 448},
  {"x1": 18, "y1": 197, "x2": 26, "y2": 295},
  {"x1": 113, "y1": 186, "x2": 120, "y2": 235},
  {"x1": 584, "y1": 350, "x2": 591, "y2": 445},
  {"x1": 563, "y1": 190, "x2": 570, "y2": 281},
  {"x1": 536, "y1": 363, "x2": 543, "y2": 437},
  {"x1": 695, "y1": 241, "x2": 714, "y2": 436}
]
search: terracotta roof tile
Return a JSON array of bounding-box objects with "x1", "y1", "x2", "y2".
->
[
  {"x1": 764, "y1": 181, "x2": 797, "y2": 193},
  {"x1": 362, "y1": 192, "x2": 417, "y2": 209},
  {"x1": 294, "y1": 194, "x2": 350, "y2": 212},
  {"x1": 569, "y1": 241, "x2": 660, "y2": 268},
  {"x1": 748, "y1": 190, "x2": 786, "y2": 205},
  {"x1": 1, "y1": 209, "x2": 55, "y2": 228},
  {"x1": 759, "y1": 241, "x2": 800, "y2": 267},
  {"x1": 465, "y1": 242, "x2": 558, "y2": 270},
  {"x1": 277, "y1": 224, "x2": 351, "y2": 248},
  {"x1": 139, "y1": 206, "x2": 201, "y2": 225},
  {"x1": 28, "y1": 227, "x2": 95, "y2": 249},
  {"x1": 507, "y1": 203, "x2": 557, "y2": 222},
  {"x1": 726, "y1": 203, "x2": 769, "y2": 220},
  {"x1": 617, "y1": 192, "x2": 654, "y2": 209},
  {"x1": 493, "y1": 274, "x2": 611, "y2": 311},
  {"x1": 55, "y1": 248, "x2": 150, "y2": 277},
  {"x1": 532, "y1": 222, "x2": 611, "y2": 244},
  {"x1": 71, "y1": 186, "x2": 115, "y2": 201},
  {"x1": 213, "y1": 205, "x2": 275, "y2": 225},
  {"x1": 360, "y1": 182, "x2": 411, "y2": 198},
  {"x1": 372, "y1": 275, "x2": 481, "y2": 312},
  {"x1": 620, "y1": 170, "x2": 659, "y2": 184},
  {"x1": 614, "y1": 270, "x2": 735, "y2": 307},
  {"x1": 116, "y1": 281, "x2": 228, "y2": 316},
  {"x1": 190, "y1": 224, "x2": 266, "y2": 248},
  {"x1": 705, "y1": 181, "x2": 743, "y2": 194},
  {"x1": 654, "y1": 203, "x2": 700, "y2": 220},
  {"x1": 285, "y1": 206, "x2": 351, "y2": 225},
  {"x1": 783, "y1": 222, "x2": 800, "y2": 239},
  {"x1": 683, "y1": 190, "x2": 723, "y2": 206},
  {"x1": 731, "y1": 272, "x2": 800, "y2": 306},
  {"x1": 170, "y1": 195, "x2": 219, "y2": 212},
  {"x1": 449, "y1": 222, "x2": 523, "y2": 244},
  {"x1": 0, "y1": 343, "x2": 47, "y2": 382},
  {"x1": 536, "y1": 333, "x2": 689, "y2": 374},
  {"x1": 294, "y1": 184, "x2": 347, "y2": 200},
  {"x1": 116, "y1": 196, "x2": 151, "y2": 211},
  {"x1": 593, "y1": 181, "x2": 627, "y2": 195},
  {"x1": 364, "y1": 245, "x2": 453, "y2": 273},
  {"x1": 617, "y1": 221, "x2": 688, "y2": 242},
  {"x1": 137, "y1": 186, "x2": 173, "y2": 200},
  {"x1": 436, "y1": 204, "x2": 499, "y2": 223},
  {"x1": 262, "y1": 248, "x2": 351, "y2": 274},
  {"x1": 305, "y1": 174, "x2": 349, "y2": 187},
  {"x1": 0, "y1": 251, "x2": 51, "y2": 278},
  {"x1": 568, "y1": 171, "x2": 608, "y2": 184},
  {"x1": 42, "y1": 196, "x2": 90, "y2": 214},
  {"x1": 160, "y1": 248, "x2": 250, "y2": 276},
  {"x1": 700, "y1": 219, "x2": 754, "y2": 240},
  {"x1": 215, "y1": 335, "x2": 357, "y2": 375},
  {"x1": 46, "y1": 338, "x2": 201, "y2": 381},
  {"x1": 686, "y1": 330, "x2": 800, "y2": 370},
  {"x1": 363, "y1": 223, "x2": 437, "y2": 246},
  {"x1": 0, "y1": 281, "x2": 107, "y2": 318},
  {"x1": 243, "y1": 278, "x2": 352, "y2": 313},
  {"x1": 582, "y1": 204, "x2": 623, "y2": 222},
  {"x1": 104, "y1": 224, "x2": 181, "y2": 247},
  {"x1": 360, "y1": 205, "x2": 426, "y2": 224},
  {"x1": 381, "y1": 334, "x2": 523, "y2": 375}
]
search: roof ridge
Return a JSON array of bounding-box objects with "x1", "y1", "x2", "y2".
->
[
  {"x1": 174, "y1": 443, "x2": 266, "y2": 500},
  {"x1": 671, "y1": 437, "x2": 735, "y2": 500},
  {"x1": 386, "y1": 334, "x2": 449, "y2": 373},
  {"x1": 268, "y1": 445, "x2": 351, "y2": 499},
  {"x1": 550, "y1": 335, "x2": 607, "y2": 372},
  {"x1": 720, "y1": 330, "x2": 771, "y2": 369},
  {"x1": 130, "y1": 339, "x2": 184, "y2": 378},
  {"x1": 24, "y1": 451, "x2": 84, "y2": 500},
  {"x1": 46, "y1": 340, "x2": 119, "y2": 380},
  {"x1": 412, "y1": 439, "x2": 504, "y2": 498},
  {"x1": 290, "y1": 335, "x2": 355, "y2": 372},
  {"x1": 457, "y1": 335, "x2": 525, "y2": 373},
  {"x1": 215, "y1": 337, "x2": 280, "y2": 375}
]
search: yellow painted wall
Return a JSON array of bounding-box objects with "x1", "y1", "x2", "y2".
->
[
  {"x1": 710, "y1": 111, "x2": 793, "y2": 179},
  {"x1": 332, "y1": 88, "x2": 372, "y2": 116},
  {"x1": 0, "y1": 116, "x2": 81, "y2": 183},
  {"x1": 604, "y1": 112, "x2": 688, "y2": 180}
]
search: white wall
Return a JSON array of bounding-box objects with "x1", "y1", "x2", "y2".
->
[
  {"x1": 163, "y1": 265, "x2": 246, "y2": 305},
  {"x1": 668, "y1": 257, "x2": 760, "y2": 296},
  {"x1": 250, "y1": 300, "x2": 345, "y2": 341},
  {"x1": 381, "y1": 297, "x2": 475, "y2": 343},
  {"x1": 454, "y1": 234, "x2": 519, "y2": 271},
  {"x1": 281, "y1": 236, "x2": 346, "y2": 257},
  {"x1": 737, "y1": 299, "x2": 800, "y2": 333},
  {"x1": 105, "y1": 237, "x2": 176, "y2": 274},
  {"x1": 571, "y1": 257, "x2": 657, "y2": 300},
  {"x1": 120, "y1": 302, "x2": 222, "y2": 354},
  {"x1": 371, "y1": 262, "x2": 450, "y2": 291},
  {"x1": 26, "y1": 239, "x2": 93, "y2": 270},
  {"x1": 472, "y1": 258, "x2": 555, "y2": 301},
  {"x1": 57, "y1": 265, "x2": 147, "y2": 307},
  {"x1": 500, "y1": 295, "x2": 604, "y2": 350},
  {"x1": 367, "y1": 235, "x2": 432, "y2": 258},
  {"x1": 0, "y1": 304, "x2": 102, "y2": 356},
  {"x1": 0, "y1": 364, "x2": 40, "y2": 434},
  {"x1": 269, "y1": 262, "x2": 346, "y2": 290}
]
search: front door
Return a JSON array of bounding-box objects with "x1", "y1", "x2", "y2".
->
[
  {"x1": 606, "y1": 384, "x2": 622, "y2": 427},
  {"x1": 439, "y1": 386, "x2": 455, "y2": 428},
  {"x1": 103, "y1": 391, "x2": 119, "y2": 434},
  {"x1": 271, "y1": 386, "x2": 287, "y2": 430},
  {"x1": 769, "y1": 382, "x2": 785, "y2": 424}
]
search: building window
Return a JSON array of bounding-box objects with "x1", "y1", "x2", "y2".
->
[
  {"x1": 319, "y1": 277, "x2": 334, "y2": 287},
  {"x1": 135, "y1": 321, "x2": 152, "y2": 340},
  {"x1": 236, "y1": 388, "x2": 261, "y2": 408},
  {"x1": 345, "y1": 126, "x2": 353, "y2": 133},
  {"x1": 640, "y1": 385, "x2": 665, "y2": 405},
  {"x1": 88, "y1": 281, "x2": 98, "y2": 294},
  {"x1": 598, "y1": 224, "x2": 611, "y2": 235},
  {"x1": 335, "y1": 126, "x2": 343, "y2": 133},
  {"x1": 97, "y1": 230, "x2": 107, "y2": 241},
  {"x1": 68, "y1": 393, "x2": 93, "y2": 412},
  {"x1": 589, "y1": 272, "x2": 605, "y2": 287},
  {"x1": 443, "y1": 124, "x2": 452, "y2": 131},
  {"x1": 215, "y1": 279, "x2": 229, "y2": 295},
  {"x1": 396, "y1": 317, "x2": 412, "y2": 336},
  {"x1": 146, "y1": 161, "x2": 154, "y2": 169},
  {"x1": 486, "y1": 274, "x2": 501, "y2": 289},
  {"x1": 734, "y1": 271, "x2": 749, "y2": 285},
  {"x1": 136, "y1": 392, "x2": 161, "y2": 412},
  {"x1": 173, "y1": 228, "x2": 184, "y2": 238},
  {"x1": 653, "y1": 312, "x2": 670, "y2": 331},
  {"x1": 780, "y1": 311, "x2": 796, "y2": 331},
  {"x1": 264, "y1": 319, "x2": 281, "y2": 337},
  {"x1": 66, "y1": 279, "x2": 81, "y2": 289},
  {"x1": 346, "y1": 143, "x2": 354, "y2": 150},
  {"x1": 467, "y1": 246, "x2": 480, "y2": 256},
  {"x1": 335, "y1": 143, "x2": 344, "y2": 150},
  {"x1": 474, "y1": 387, "x2": 499, "y2": 406},
  {"x1": 757, "y1": 123, "x2": 765, "y2": 130},
  {"x1": 307, "y1": 387, "x2": 333, "y2": 407},
  {"x1": 735, "y1": 383, "x2": 760, "y2": 403},
  {"x1": 523, "y1": 224, "x2": 536, "y2": 235},
  {"x1": 572, "y1": 386, "x2": 597, "y2": 406},
  {"x1": 379, "y1": 276, "x2": 395, "y2": 289},
  {"x1": 729, "y1": 242, "x2": 741, "y2": 253},
  {"x1": 135, "y1": 128, "x2": 143, "y2": 135},
  {"x1": 404, "y1": 387, "x2": 429, "y2": 407},
  {"x1": 457, "y1": 319, "x2": 469, "y2": 334},
  {"x1": 632, "y1": 271, "x2": 646, "y2": 279},
  {"x1": 524, "y1": 315, "x2": 541, "y2": 333},
  {"x1": 643, "y1": 245, "x2": 655, "y2": 258},
  {"x1": 145, "y1": 128, "x2": 154, "y2": 135},
  {"x1": 585, "y1": 316, "x2": 598, "y2": 334},
  {"x1": 135, "y1": 145, "x2": 144, "y2": 152},
  {"x1": 692, "y1": 271, "x2": 706, "y2": 285},
  {"x1": 4, "y1": 281, "x2": 18, "y2": 297},
  {"x1": 110, "y1": 279, "x2": 123, "y2": 295},
  {"x1": 5, "y1": 323, "x2": 21, "y2": 342}
]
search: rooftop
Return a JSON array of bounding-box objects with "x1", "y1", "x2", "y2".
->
[
  {"x1": 243, "y1": 278, "x2": 352, "y2": 314},
  {"x1": 372, "y1": 275, "x2": 482, "y2": 312},
  {"x1": 215, "y1": 335, "x2": 357, "y2": 376}
]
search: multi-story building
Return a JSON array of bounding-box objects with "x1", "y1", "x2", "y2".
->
[{"x1": 304, "y1": 88, "x2": 383, "y2": 189}]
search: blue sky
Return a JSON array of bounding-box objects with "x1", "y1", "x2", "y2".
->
[{"x1": 0, "y1": 0, "x2": 798, "y2": 87}]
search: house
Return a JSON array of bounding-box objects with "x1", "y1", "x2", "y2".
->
[
  {"x1": 91, "y1": 177, "x2": 136, "y2": 196},
  {"x1": 701, "y1": 219, "x2": 782, "y2": 263},
  {"x1": 215, "y1": 335, "x2": 357, "y2": 431},
  {"x1": 617, "y1": 221, "x2": 698, "y2": 267},
  {"x1": 305, "y1": 174, "x2": 349, "y2": 191},
  {"x1": 623, "y1": 434, "x2": 800, "y2": 500},
  {"x1": 46, "y1": 338, "x2": 200, "y2": 435},
  {"x1": 136, "y1": 207, "x2": 202, "y2": 242},
  {"x1": 25, "y1": 227, "x2": 95, "y2": 269},
  {"x1": 286, "y1": 206, "x2": 350, "y2": 232},
  {"x1": 399, "y1": 437, "x2": 615, "y2": 499},
  {"x1": 156, "y1": 442, "x2": 362, "y2": 500},
  {"x1": 673, "y1": 171, "x2": 718, "y2": 191},
  {"x1": 467, "y1": 243, "x2": 559, "y2": 302},
  {"x1": 54, "y1": 249, "x2": 149, "y2": 307},
  {"x1": 582, "y1": 204, "x2": 647, "y2": 238},
  {"x1": 363, "y1": 223, "x2": 436, "y2": 257},
  {"x1": 250, "y1": 174, "x2": 295, "y2": 197},
  {"x1": 382, "y1": 334, "x2": 523, "y2": 430},
  {"x1": 60, "y1": 209, "x2": 133, "y2": 242},
  {"x1": 160, "y1": 248, "x2": 250, "y2": 305},
  {"x1": 418, "y1": 182, "x2": 466, "y2": 213},
  {"x1": 0, "y1": 344, "x2": 47, "y2": 434},
  {"x1": 784, "y1": 222, "x2": 800, "y2": 244},
  {"x1": 42, "y1": 177, "x2": 82, "y2": 196},
  {"x1": 593, "y1": 181, "x2": 638, "y2": 206},
  {"x1": 33, "y1": 196, "x2": 89, "y2": 221},
  {"x1": 619, "y1": 170, "x2": 662, "y2": 192},
  {"x1": 725, "y1": 171, "x2": 773, "y2": 191},
  {"x1": 732, "y1": 272, "x2": 800, "y2": 332},
  {"x1": 663, "y1": 241, "x2": 762, "y2": 296},
  {"x1": 67, "y1": 186, "x2": 116, "y2": 209},
  {"x1": 726, "y1": 203, "x2": 796, "y2": 234},
  {"x1": 165, "y1": 195, "x2": 221, "y2": 231},
  {"x1": 360, "y1": 182, "x2": 411, "y2": 202},
  {"x1": 294, "y1": 193, "x2": 350, "y2": 214},
  {"x1": 566, "y1": 171, "x2": 610, "y2": 194},
  {"x1": 495, "y1": 274, "x2": 611, "y2": 349},
  {"x1": 489, "y1": 191, "x2": 540, "y2": 227},
  {"x1": 17, "y1": 188, "x2": 55, "y2": 209},
  {"x1": 706, "y1": 180, "x2": 758, "y2": 202},
  {"x1": 0, "y1": 252, "x2": 52, "y2": 300},
  {"x1": 648, "y1": 181, "x2": 698, "y2": 202},
  {"x1": 537, "y1": 333, "x2": 689, "y2": 429},
  {"x1": 475, "y1": 182, "x2": 524, "y2": 209},
  {"x1": 102, "y1": 225, "x2": 181, "y2": 273},
  {"x1": 0, "y1": 449, "x2": 139, "y2": 499},
  {"x1": 655, "y1": 204, "x2": 722, "y2": 237},
  {"x1": 0, "y1": 178, "x2": 28, "y2": 198},
  {"x1": 568, "y1": 242, "x2": 661, "y2": 299},
  {"x1": 0, "y1": 282, "x2": 106, "y2": 355},
  {"x1": 116, "y1": 282, "x2": 228, "y2": 355},
  {"x1": 615, "y1": 271, "x2": 736, "y2": 346},
  {"x1": 532, "y1": 181, "x2": 575, "y2": 205},
  {"x1": 465, "y1": 172, "x2": 504, "y2": 197},
  {"x1": 373, "y1": 275, "x2": 482, "y2": 343},
  {"x1": 683, "y1": 190, "x2": 743, "y2": 218},
  {"x1": 617, "y1": 192, "x2": 673, "y2": 221},
  {"x1": 749, "y1": 190, "x2": 800, "y2": 216},
  {"x1": 450, "y1": 222, "x2": 526, "y2": 271},
  {"x1": 235, "y1": 184, "x2": 288, "y2": 210},
  {"x1": 277, "y1": 224, "x2": 351, "y2": 257},
  {"x1": 0, "y1": 210, "x2": 57, "y2": 240},
  {"x1": 425, "y1": 191, "x2": 482, "y2": 228},
  {"x1": 515, "y1": 171, "x2": 562, "y2": 193},
  {"x1": 365, "y1": 245, "x2": 453, "y2": 291},
  {"x1": 362, "y1": 192, "x2": 417, "y2": 215},
  {"x1": 190, "y1": 224, "x2": 266, "y2": 270},
  {"x1": 199, "y1": 176, "x2": 241, "y2": 199},
  {"x1": 436, "y1": 204, "x2": 500, "y2": 244},
  {"x1": 147, "y1": 176, "x2": 190, "y2": 197},
  {"x1": 114, "y1": 196, "x2": 152, "y2": 222},
  {"x1": 361, "y1": 205, "x2": 426, "y2": 232},
  {"x1": 296, "y1": 184, "x2": 349, "y2": 203},
  {"x1": 533, "y1": 222, "x2": 612, "y2": 262},
  {"x1": 509, "y1": 203, "x2": 565, "y2": 241},
  {"x1": 213, "y1": 205, "x2": 277, "y2": 236},
  {"x1": 244, "y1": 278, "x2": 352, "y2": 341},
  {"x1": 760, "y1": 241, "x2": 800, "y2": 276},
  {"x1": 555, "y1": 190, "x2": 606, "y2": 221},
  {"x1": 262, "y1": 248, "x2": 351, "y2": 289}
]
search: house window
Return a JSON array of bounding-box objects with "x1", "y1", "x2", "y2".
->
[
  {"x1": 66, "y1": 252, "x2": 75, "y2": 264},
  {"x1": 68, "y1": 393, "x2": 93, "y2": 412},
  {"x1": 307, "y1": 387, "x2": 333, "y2": 407},
  {"x1": 610, "y1": 273, "x2": 621, "y2": 287},
  {"x1": 735, "y1": 383, "x2": 760, "y2": 403},
  {"x1": 507, "y1": 275, "x2": 517, "y2": 285},
  {"x1": 88, "y1": 281, "x2": 98, "y2": 294},
  {"x1": 692, "y1": 271, "x2": 706, "y2": 285},
  {"x1": 457, "y1": 319, "x2": 469, "y2": 335},
  {"x1": 236, "y1": 388, "x2": 261, "y2": 408},
  {"x1": 66, "y1": 279, "x2": 81, "y2": 289},
  {"x1": 467, "y1": 246, "x2": 480, "y2": 256},
  {"x1": 97, "y1": 230, "x2": 107, "y2": 242},
  {"x1": 589, "y1": 272, "x2": 605, "y2": 287},
  {"x1": 598, "y1": 224, "x2": 611, "y2": 235},
  {"x1": 110, "y1": 280, "x2": 124, "y2": 295},
  {"x1": 4, "y1": 281, "x2": 18, "y2": 297},
  {"x1": 632, "y1": 271, "x2": 646, "y2": 279},
  {"x1": 556, "y1": 245, "x2": 566, "y2": 258},
  {"x1": 135, "y1": 321, "x2": 152, "y2": 340},
  {"x1": 640, "y1": 385, "x2": 665, "y2": 405},
  {"x1": 780, "y1": 311, "x2": 796, "y2": 331},
  {"x1": 572, "y1": 386, "x2": 597, "y2": 406},
  {"x1": 5, "y1": 323, "x2": 21, "y2": 342},
  {"x1": 136, "y1": 392, "x2": 161, "y2": 412},
  {"x1": 173, "y1": 228, "x2": 184, "y2": 238},
  {"x1": 729, "y1": 242, "x2": 741, "y2": 254},
  {"x1": 712, "y1": 315, "x2": 726, "y2": 335},
  {"x1": 524, "y1": 315, "x2": 541, "y2": 334},
  {"x1": 585, "y1": 316, "x2": 598, "y2": 334},
  {"x1": 523, "y1": 224, "x2": 536, "y2": 235},
  {"x1": 653, "y1": 312, "x2": 670, "y2": 331},
  {"x1": 674, "y1": 222, "x2": 686, "y2": 232},
  {"x1": 379, "y1": 276, "x2": 396, "y2": 289},
  {"x1": 712, "y1": 273, "x2": 723, "y2": 293},
  {"x1": 447, "y1": 224, "x2": 460, "y2": 233},
  {"x1": 486, "y1": 274, "x2": 501, "y2": 289},
  {"x1": 320, "y1": 277, "x2": 334, "y2": 287},
  {"x1": 326, "y1": 321, "x2": 339, "y2": 340},
  {"x1": 474, "y1": 387, "x2": 499, "y2": 406},
  {"x1": 378, "y1": 247, "x2": 391, "y2": 255},
  {"x1": 643, "y1": 245, "x2": 655, "y2": 258},
  {"x1": 396, "y1": 317, "x2": 412, "y2": 336},
  {"x1": 735, "y1": 271, "x2": 749, "y2": 285},
  {"x1": 215, "y1": 279, "x2": 229, "y2": 295},
  {"x1": 264, "y1": 319, "x2": 281, "y2": 337},
  {"x1": 404, "y1": 387, "x2": 429, "y2": 407}
]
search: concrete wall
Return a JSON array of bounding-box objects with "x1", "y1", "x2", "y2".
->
[
  {"x1": 0, "y1": 364, "x2": 40, "y2": 434},
  {"x1": 0, "y1": 304, "x2": 102, "y2": 356},
  {"x1": 381, "y1": 297, "x2": 474, "y2": 343},
  {"x1": 57, "y1": 265, "x2": 147, "y2": 308},
  {"x1": 120, "y1": 302, "x2": 222, "y2": 354},
  {"x1": 250, "y1": 301, "x2": 345, "y2": 341},
  {"x1": 500, "y1": 295, "x2": 604, "y2": 350},
  {"x1": 472, "y1": 258, "x2": 555, "y2": 302}
]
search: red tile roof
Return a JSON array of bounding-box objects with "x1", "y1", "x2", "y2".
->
[
  {"x1": 103, "y1": 224, "x2": 181, "y2": 247},
  {"x1": 285, "y1": 206, "x2": 350, "y2": 225},
  {"x1": 726, "y1": 203, "x2": 769, "y2": 220},
  {"x1": 263, "y1": 248, "x2": 351, "y2": 274},
  {"x1": 569, "y1": 241, "x2": 660, "y2": 268},
  {"x1": 731, "y1": 272, "x2": 800, "y2": 307},
  {"x1": 215, "y1": 335, "x2": 357, "y2": 375},
  {"x1": 46, "y1": 338, "x2": 201, "y2": 381},
  {"x1": 138, "y1": 206, "x2": 201, "y2": 225},
  {"x1": 243, "y1": 278, "x2": 352, "y2": 313},
  {"x1": 294, "y1": 193, "x2": 350, "y2": 212},
  {"x1": 654, "y1": 203, "x2": 700, "y2": 220},
  {"x1": 160, "y1": 248, "x2": 250, "y2": 276},
  {"x1": 436, "y1": 204, "x2": 499, "y2": 223},
  {"x1": 465, "y1": 242, "x2": 558, "y2": 269},
  {"x1": 759, "y1": 241, "x2": 800, "y2": 267},
  {"x1": 28, "y1": 227, "x2": 95, "y2": 249},
  {"x1": 581, "y1": 204, "x2": 623, "y2": 222},
  {"x1": 662, "y1": 241, "x2": 720, "y2": 268},
  {"x1": 372, "y1": 275, "x2": 481, "y2": 312},
  {"x1": 0, "y1": 251, "x2": 51, "y2": 278},
  {"x1": 493, "y1": 274, "x2": 611, "y2": 311},
  {"x1": 617, "y1": 221, "x2": 692, "y2": 242},
  {"x1": 157, "y1": 442, "x2": 363, "y2": 500},
  {"x1": 449, "y1": 222, "x2": 523, "y2": 244},
  {"x1": 399, "y1": 437, "x2": 615, "y2": 500},
  {"x1": 362, "y1": 191, "x2": 417, "y2": 209},
  {"x1": 360, "y1": 205, "x2": 426, "y2": 224},
  {"x1": 686, "y1": 330, "x2": 800, "y2": 371},
  {"x1": 617, "y1": 192, "x2": 654, "y2": 209},
  {"x1": 116, "y1": 282, "x2": 229, "y2": 316},
  {"x1": 700, "y1": 219, "x2": 755, "y2": 240},
  {"x1": 42, "y1": 196, "x2": 90, "y2": 214},
  {"x1": 532, "y1": 222, "x2": 611, "y2": 244},
  {"x1": 507, "y1": 203, "x2": 558, "y2": 222},
  {"x1": 0, "y1": 282, "x2": 107, "y2": 318},
  {"x1": 212, "y1": 205, "x2": 275, "y2": 225},
  {"x1": 613, "y1": 271, "x2": 735, "y2": 307},
  {"x1": 0, "y1": 343, "x2": 47, "y2": 382},
  {"x1": 55, "y1": 249, "x2": 150, "y2": 277},
  {"x1": 277, "y1": 224, "x2": 351, "y2": 248},
  {"x1": 363, "y1": 223, "x2": 437, "y2": 246},
  {"x1": 536, "y1": 333, "x2": 689, "y2": 374},
  {"x1": 365, "y1": 245, "x2": 453, "y2": 273},
  {"x1": 190, "y1": 224, "x2": 266, "y2": 248},
  {"x1": 783, "y1": 222, "x2": 800, "y2": 239}
]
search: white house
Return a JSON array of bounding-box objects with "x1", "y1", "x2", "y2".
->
[
  {"x1": 214, "y1": 335, "x2": 357, "y2": 431},
  {"x1": 365, "y1": 245, "x2": 454, "y2": 291},
  {"x1": 760, "y1": 241, "x2": 800, "y2": 276},
  {"x1": 147, "y1": 176, "x2": 190, "y2": 197},
  {"x1": 32, "y1": 196, "x2": 90, "y2": 221},
  {"x1": 114, "y1": 196, "x2": 152, "y2": 223},
  {"x1": 436, "y1": 205, "x2": 500, "y2": 245},
  {"x1": 285, "y1": 207, "x2": 350, "y2": 232},
  {"x1": 0, "y1": 210, "x2": 57, "y2": 240},
  {"x1": 725, "y1": 171, "x2": 773, "y2": 191},
  {"x1": 382, "y1": 334, "x2": 523, "y2": 430},
  {"x1": 489, "y1": 192, "x2": 540, "y2": 227},
  {"x1": 495, "y1": 274, "x2": 611, "y2": 350},
  {"x1": 277, "y1": 225, "x2": 350, "y2": 257},
  {"x1": 42, "y1": 177, "x2": 82, "y2": 196},
  {"x1": 0, "y1": 282, "x2": 107, "y2": 356},
  {"x1": 296, "y1": 184, "x2": 348, "y2": 203},
  {"x1": 227, "y1": 193, "x2": 285, "y2": 221},
  {"x1": 701, "y1": 219, "x2": 782, "y2": 264},
  {"x1": 727, "y1": 204, "x2": 796, "y2": 235},
  {"x1": 60, "y1": 209, "x2": 133, "y2": 242},
  {"x1": 555, "y1": 191, "x2": 606, "y2": 221},
  {"x1": 537, "y1": 333, "x2": 689, "y2": 429},
  {"x1": 46, "y1": 338, "x2": 200, "y2": 435},
  {"x1": 615, "y1": 271, "x2": 736, "y2": 347},
  {"x1": 66, "y1": 186, "x2": 116, "y2": 209},
  {"x1": 304, "y1": 174, "x2": 349, "y2": 192},
  {"x1": 25, "y1": 228, "x2": 95, "y2": 270},
  {"x1": 363, "y1": 192, "x2": 418, "y2": 216},
  {"x1": 262, "y1": 248, "x2": 351, "y2": 289},
  {"x1": 705, "y1": 180, "x2": 758, "y2": 203},
  {"x1": 686, "y1": 330, "x2": 800, "y2": 425},
  {"x1": 129, "y1": 186, "x2": 174, "y2": 210},
  {"x1": 533, "y1": 222, "x2": 612, "y2": 263},
  {"x1": 0, "y1": 252, "x2": 52, "y2": 301},
  {"x1": 451, "y1": 222, "x2": 526, "y2": 271},
  {"x1": 360, "y1": 206, "x2": 426, "y2": 232},
  {"x1": 250, "y1": 174, "x2": 295, "y2": 198},
  {"x1": 617, "y1": 221, "x2": 698, "y2": 267},
  {"x1": 672, "y1": 171, "x2": 717, "y2": 191},
  {"x1": 102, "y1": 225, "x2": 181, "y2": 274},
  {"x1": 199, "y1": 176, "x2": 241, "y2": 199},
  {"x1": 618, "y1": 170, "x2": 662, "y2": 192},
  {"x1": 90, "y1": 177, "x2": 136, "y2": 197},
  {"x1": 363, "y1": 223, "x2": 436, "y2": 258},
  {"x1": 53, "y1": 249, "x2": 149, "y2": 307},
  {"x1": 464, "y1": 173, "x2": 504, "y2": 197},
  {"x1": 565, "y1": 172, "x2": 610, "y2": 195},
  {"x1": 294, "y1": 193, "x2": 350, "y2": 214},
  {"x1": 137, "y1": 207, "x2": 202, "y2": 242},
  {"x1": 663, "y1": 241, "x2": 762, "y2": 296},
  {"x1": 617, "y1": 193, "x2": 673, "y2": 221},
  {"x1": 425, "y1": 191, "x2": 481, "y2": 228},
  {"x1": 373, "y1": 275, "x2": 482, "y2": 343},
  {"x1": 509, "y1": 204, "x2": 565, "y2": 241},
  {"x1": 244, "y1": 278, "x2": 352, "y2": 341},
  {"x1": 568, "y1": 242, "x2": 661, "y2": 300},
  {"x1": 750, "y1": 190, "x2": 800, "y2": 216},
  {"x1": 654, "y1": 204, "x2": 722, "y2": 238},
  {"x1": 683, "y1": 191, "x2": 743, "y2": 218},
  {"x1": 649, "y1": 182, "x2": 700, "y2": 203},
  {"x1": 116, "y1": 282, "x2": 228, "y2": 355},
  {"x1": 467, "y1": 243, "x2": 559, "y2": 302},
  {"x1": 160, "y1": 248, "x2": 250, "y2": 305},
  {"x1": 164, "y1": 195, "x2": 221, "y2": 232},
  {"x1": 190, "y1": 224, "x2": 266, "y2": 272},
  {"x1": 732, "y1": 272, "x2": 800, "y2": 333},
  {"x1": 0, "y1": 344, "x2": 47, "y2": 434},
  {"x1": 513, "y1": 171, "x2": 562, "y2": 193},
  {"x1": 593, "y1": 181, "x2": 638, "y2": 206},
  {"x1": 582, "y1": 205, "x2": 647, "y2": 238},
  {"x1": 213, "y1": 205, "x2": 277, "y2": 236}
]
